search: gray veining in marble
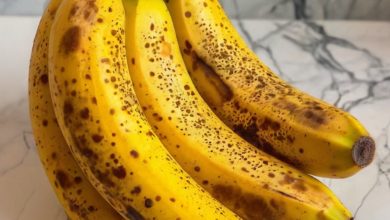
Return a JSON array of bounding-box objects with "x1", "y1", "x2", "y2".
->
[{"x1": 222, "y1": 0, "x2": 390, "y2": 20}]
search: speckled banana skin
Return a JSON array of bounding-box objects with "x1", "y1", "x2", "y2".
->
[
  {"x1": 47, "y1": 0, "x2": 238, "y2": 219},
  {"x1": 124, "y1": 0, "x2": 352, "y2": 219},
  {"x1": 29, "y1": 0, "x2": 122, "y2": 219},
  {"x1": 166, "y1": 0, "x2": 375, "y2": 178}
]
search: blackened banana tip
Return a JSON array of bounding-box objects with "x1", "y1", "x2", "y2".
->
[{"x1": 352, "y1": 136, "x2": 375, "y2": 167}]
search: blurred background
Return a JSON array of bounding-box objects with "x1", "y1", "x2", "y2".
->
[{"x1": 1, "y1": 0, "x2": 389, "y2": 20}]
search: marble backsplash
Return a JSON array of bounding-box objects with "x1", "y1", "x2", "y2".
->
[
  {"x1": 221, "y1": 0, "x2": 390, "y2": 20},
  {"x1": 0, "y1": 0, "x2": 389, "y2": 20}
]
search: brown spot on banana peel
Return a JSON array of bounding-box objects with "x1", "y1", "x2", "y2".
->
[
  {"x1": 131, "y1": 186, "x2": 141, "y2": 195},
  {"x1": 92, "y1": 134, "x2": 104, "y2": 143},
  {"x1": 63, "y1": 100, "x2": 74, "y2": 116},
  {"x1": 112, "y1": 165, "x2": 126, "y2": 179},
  {"x1": 144, "y1": 198, "x2": 153, "y2": 208},
  {"x1": 40, "y1": 74, "x2": 49, "y2": 84},
  {"x1": 80, "y1": 107, "x2": 90, "y2": 119},
  {"x1": 61, "y1": 26, "x2": 81, "y2": 54},
  {"x1": 55, "y1": 170, "x2": 72, "y2": 189}
]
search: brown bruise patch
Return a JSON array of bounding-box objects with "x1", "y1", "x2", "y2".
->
[
  {"x1": 112, "y1": 166, "x2": 126, "y2": 179},
  {"x1": 74, "y1": 176, "x2": 82, "y2": 184},
  {"x1": 279, "y1": 174, "x2": 307, "y2": 192},
  {"x1": 51, "y1": 152, "x2": 57, "y2": 160},
  {"x1": 92, "y1": 134, "x2": 104, "y2": 143},
  {"x1": 61, "y1": 26, "x2": 81, "y2": 54},
  {"x1": 302, "y1": 109, "x2": 326, "y2": 127},
  {"x1": 63, "y1": 101, "x2": 74, "y2": 116},
  {"x1": 233, "y1": 120, "x2": 260, "y2": 147},
  {"x1": 42, "y1": 119, "x2": 49, "y2": 127},
  {"x1": 272, "y1": 99, "x2": 329, "y2": 129},
  {"x1": 55, "y1": 170, "x2": 72, "y2": 189},
  {"x1": 80, "y1": 107, "x2": 90, "y2": 119},
  {"x1": 212, "y1": 184, "x2": 283, "y2": 219},
  {"x1": 40, "y1": 74, "x2": 49, "y2": 84},
  {"x1": 260, "y1": 117, "x2": 281, "y2": 131}
]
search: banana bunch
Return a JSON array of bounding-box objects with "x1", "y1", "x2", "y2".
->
[{"x1": 28, "y1": 0, "x2": 374, "y2": 219}]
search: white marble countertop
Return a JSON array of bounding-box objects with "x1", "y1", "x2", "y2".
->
[{"x1": 0, "y1": 16, "x2": 389, "y2": 220}]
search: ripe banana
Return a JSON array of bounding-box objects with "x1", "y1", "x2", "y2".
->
[
  {"x1": 166, "y1": 0, "x2": 375, "y2": 178},
  {"x1": 29, "y1": 0, "x2": 122, "y2": 219},
  {"x1": 48, "y1": 0, "x2": 238, "y2": 219},
  {"x1": 124, "y1": 0, "x2": 352, "y2": 219}
]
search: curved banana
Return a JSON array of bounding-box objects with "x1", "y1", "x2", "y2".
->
[
  {"x1": 124, "y1": 0, "x2": 352, "y2": 219},
  {"x1": 166, "y1": 0, "x2": 375, "y2": 178},
  {"x1": 48, "y1": 0, "x2": 238, "y2": 219},
  {"x1": 29, "y1": 0, "x2": 122, "y2": 219}
]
